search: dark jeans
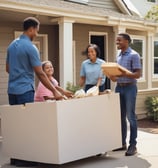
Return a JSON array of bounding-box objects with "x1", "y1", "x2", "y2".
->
[
  {"x1": 85, "y1": 84, "x2": 105, "y2": 92},
  {"x1": 115, "y1": 84, "x2": 137, "y2": 146},
  {"x1": 8, "y1": 90, "x2": 34, "y2": 105}
]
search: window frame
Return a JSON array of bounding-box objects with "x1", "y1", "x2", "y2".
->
[
  {"x1": 89, "y1": 31, "x2": 108, "y2": 61},
  {"x1": 152, "y1": 37, "x2": 158, "y2": 80},
  {"x1": 130, "y1": 35, "x2": 146, "y2": 82},
  {"x1": 14, "y1": 31, "x2": 48, "y2": 61},
  {"x1": 147, "y1": 0, "x2": 156, "y2": 3}
]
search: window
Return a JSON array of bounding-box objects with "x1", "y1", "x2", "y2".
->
[
  {"x1": 147, "y1": 0, "x2": 156, "y2": 2},
  {"x1": 153, "y1": 39, "x2": 158, "y2": 77},
  {"x1": 130, "y1": 36, "x2": 146, "y2": 81},
  {"x1": 14, "y1": 31, "x2": 48, "y2": 61}
]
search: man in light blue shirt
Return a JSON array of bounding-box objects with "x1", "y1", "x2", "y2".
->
[
  {"x1": 117, "y1": 47, "x2": 141, "y2": 84},
  {"x1": 6, "y1": 17, "x2": 64, "y2": 106}
]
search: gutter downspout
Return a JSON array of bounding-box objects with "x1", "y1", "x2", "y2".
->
[
  {"x1": 114, "y1": 0, "x2": 132, "y2": 15},
  {"x1": 121, "y1": 0, "x2": 133, "y2": 15}
]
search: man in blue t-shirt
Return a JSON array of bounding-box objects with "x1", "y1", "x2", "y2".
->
[
  {"x1": 6, "y1": 18, "x2": 72, "y2": 166},
  {"x1": 6, "y1": 17, "x2": 65, "y2": 105}
]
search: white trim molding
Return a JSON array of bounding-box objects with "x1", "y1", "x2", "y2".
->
[
  {"x1": 152, "y1": 37, "x2": 158, "y2": 80},
  {"x1": 58, "y1": 18, "x2": 74, "y2": 88},
  {"x1": 89, "y1": 31, "x2": 108, "y2": 61},
  {"x1": 130, "y1": 35, "x2": 146, "y2": 83}
]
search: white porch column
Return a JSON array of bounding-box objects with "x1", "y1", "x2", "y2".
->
[
  {"x1": 147, "y1": 32, "x2": 154, "y2": 89},
  {"x1": 110, "y1": 26, "x2": 126, "y2": 91},
  {"x1": 113, "y1": 26, "x2": 126, "y2": 58},
  {"x1": 58, "y1": 18, "x2": 74, "y2": 88}
]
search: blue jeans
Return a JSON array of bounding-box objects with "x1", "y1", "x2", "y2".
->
[
  {"x1": 115, "y1": 84, "x2": 137, "y2": 146},
  {"x1": 85, "y1": 84, "x2": 105, "y2": 92},
  {"x1": 8, "y1": 90, "x2": 34, "y2": 105}
]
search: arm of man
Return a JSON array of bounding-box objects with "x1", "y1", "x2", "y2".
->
[
  {"x1": 123, "y1": 69, "x2": 141, "y2": 79},
  {"x1": 34, "y1": 66, "x2": 63, "y2": 100},
  {"x1": 109, "y1": 69, "x2": 141, "y2": 82},
  {"x1": 114, "y1": 53, "x2": 141, "y2": 80},
  {"x1": 55, "y1": 86, "x2": 73, "y2": 98},
  {"x1": 121, "y1": 53, "x2": 141, "y2": 79}
]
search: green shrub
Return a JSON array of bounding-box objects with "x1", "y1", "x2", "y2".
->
[
  {"x1": 145, "y1": 96, "x2": 158, "y2": 122},
  {"x1": 66, "y1": 82, "x2": 81, "y2": 94}
]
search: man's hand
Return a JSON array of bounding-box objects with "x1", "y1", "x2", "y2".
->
[{"x1": 118, "y1": 68, "x2": 128, "y2": 77}]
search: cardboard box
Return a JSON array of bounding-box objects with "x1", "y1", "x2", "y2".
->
[
  {"x1": 0, "y1": 94, "x2": 122, "y2": 164},
  {"x1": 101, "y1": 62, "x2": 132, "y2": 76}
]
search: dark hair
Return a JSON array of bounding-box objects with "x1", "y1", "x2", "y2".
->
[
  {"x1": 23, "y1": 17, "x2": 40, "y2": 31},
  {"x1": 42, "y1": 61, "x2": 52, "y2": 70},
  {"x1": 118, "y1": 33, "x2": 132, "y2": 44},
  {"x1": 82, "y1": 44, "x2": 101, "y2": 58}
]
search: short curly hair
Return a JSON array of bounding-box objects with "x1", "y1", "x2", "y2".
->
[
  {"x1": 118, "y1": 33, "x2": 132, "y2": 44},
  {"x1": 23, "y1": 17, "x2": 40, "y2": 31}
]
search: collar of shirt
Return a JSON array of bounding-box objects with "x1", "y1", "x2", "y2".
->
[
  {"x1": 20, "y1": 34, "x2": 31, "y2": 41},
  {"x1": 87, "y1": 58, "x2": 100, "y2": 64},
  {"x1": 119, "y1": 47, "x2": 132, "y2": 57}
]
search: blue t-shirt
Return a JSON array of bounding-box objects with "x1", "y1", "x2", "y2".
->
[
  {"x1": 80, "y1": 58, "x2": 106, "y2": 85},
  {"x1": 6, "y1": 34, "x2": 41, "y2": 94},
  {"x1": 117, "y1": 47, "x2": 141, "y2": 84}
]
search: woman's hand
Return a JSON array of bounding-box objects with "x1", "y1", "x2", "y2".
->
[
  {"x1": 53, "y1": 90, "x2": 64, "y2": 100},
  {"x1": 63, "y1": 90, "x2": 73, "y2": 98}
]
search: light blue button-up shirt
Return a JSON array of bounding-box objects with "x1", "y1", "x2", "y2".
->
[
  {"x1": 80, "y1": 58, "x2": 106, "y2": 85},
  {"x1": 117, "y1": 47, "x2": 141, "y2": 84},
  {"x1": 6, "y1": 34, "x2": 41, "y2": 94}
]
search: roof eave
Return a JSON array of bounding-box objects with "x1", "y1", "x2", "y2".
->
[{"x1": 0, "y1": 0, "x2": 157, "y2": 32}]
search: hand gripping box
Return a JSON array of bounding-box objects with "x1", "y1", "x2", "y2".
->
[
  {"x1": 0, "y1": 94, "x2": 122, "y2": 164},
  {"x1": 101, "y1": 62, "x2": 132, "y2": 77}
]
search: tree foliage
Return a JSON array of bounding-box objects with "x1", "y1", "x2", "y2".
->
[
  {"x1": 145, "y1": 5, "x2": 158, "y2": 22},
  {"x1": 145, "y1": 96, "x2": 158, "y2": 122}
]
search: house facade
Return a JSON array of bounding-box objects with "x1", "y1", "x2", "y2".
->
[{"x1": 0, "y1": 0, "x2": 158, "y2": 117}]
